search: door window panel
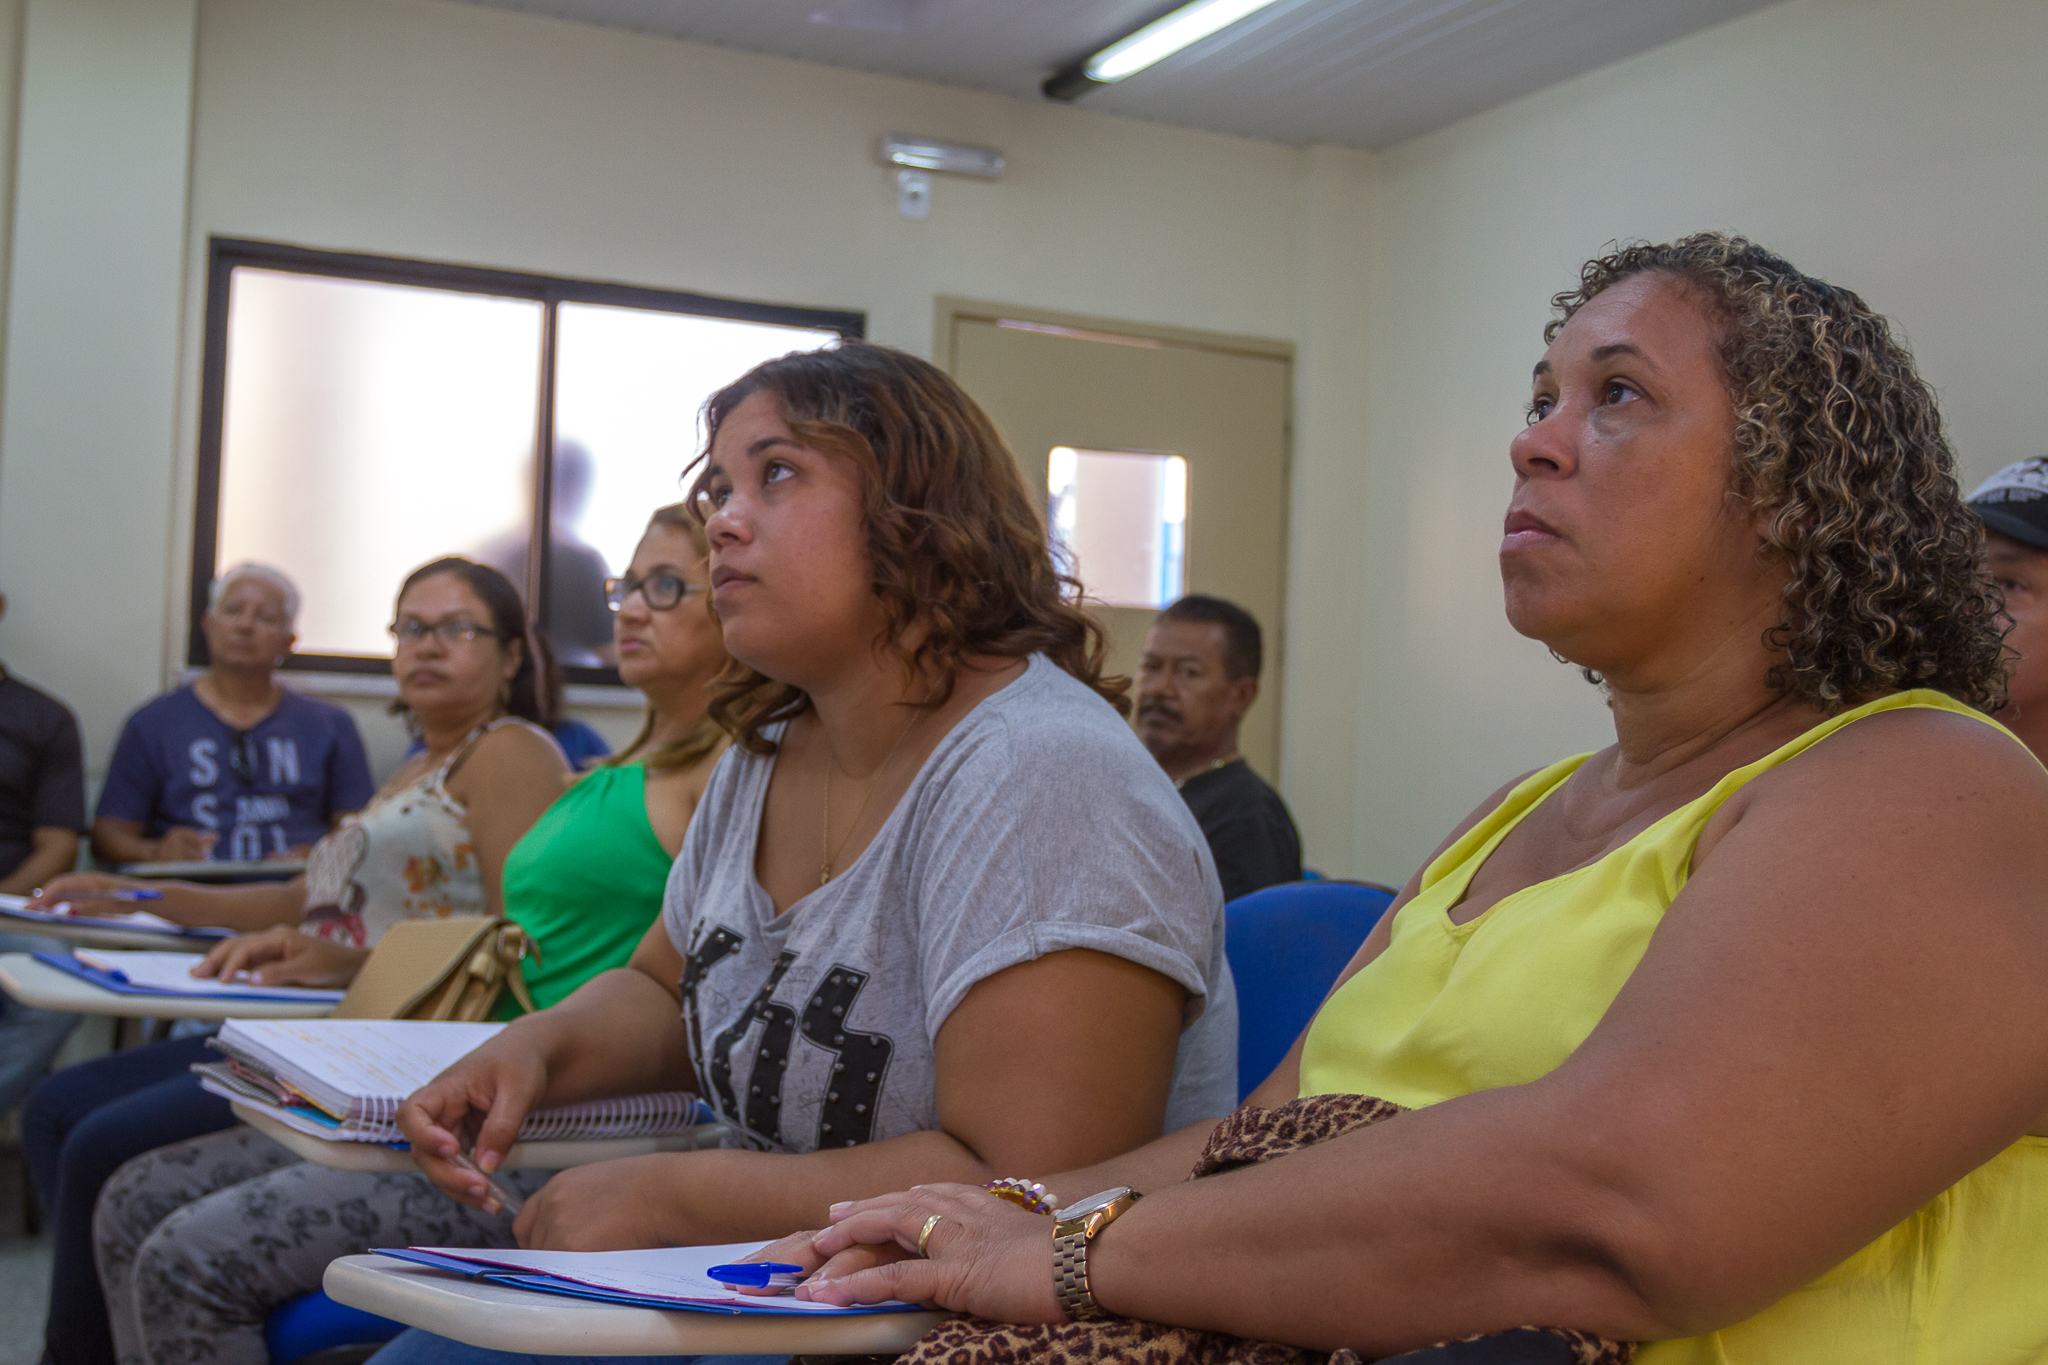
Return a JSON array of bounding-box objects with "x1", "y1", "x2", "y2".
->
[{"x1": 1047, "y1": 446, "x2": 1188, "y2": 608}]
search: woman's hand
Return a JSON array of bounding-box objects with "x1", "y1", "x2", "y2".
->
[
  {"x1": 26, "y1": 872, "x2": 149, "y2": 912},
  {"x1": 513, "y1": 1154, "x2": 695, "y2": 1250},
  {"x1": 796, "y1": 1182, "x2": 1063, "y2": 1323},
  {"x1": 398, "y1": 1036, "x2": 551, "y2": 1208},
  {"x1": 725, "y1": 1228, "x2": 915, "y2": 1297},
  {"x1": 191, "y1": 927, "x2": 368, "y2": 987}
]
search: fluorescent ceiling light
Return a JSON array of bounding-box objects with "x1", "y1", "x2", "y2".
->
[
  {"x1": 876, "y1": 134, "x2": 1005, "y2": 179},
  {"x1": 1096, "y1": 0, "x2": 1284, "y2": 82}
]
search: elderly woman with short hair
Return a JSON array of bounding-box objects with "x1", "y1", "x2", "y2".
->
[
  {"x1": 780, "y1": 235, "x2": 2048, "y2": 1364},
  {"x1": 91, "y1": 562, "x2": 374, "y2": 865}
]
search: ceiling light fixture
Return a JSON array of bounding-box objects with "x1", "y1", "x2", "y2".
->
[
  {"x1": 1043, "y1": 0, "x2": 1284, "y2": 102},
  {"x1": 876, "y1": 134, "x2": 1005, "y2": 179}
]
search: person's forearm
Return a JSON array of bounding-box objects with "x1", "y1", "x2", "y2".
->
[
  {"x1": 658, "y1": 1129, "x2": 1005, "y2": 1244},
  {"x1": 90, "y1": 820, "x2": 162, "y2": 865},
  {"x1": 1039, "y1": 1119, "x2": 1221, "y2": 1208},
  {"x1": 0, "y1": 832, "x2": 80, "y2": 896},
  {"x1": 1082, "y1": 1089, "x2": 1666, "y2": 1355},
  {"x1": 150, "y1": 879, "x2": 303, "y2": 932},
  {"x1": 504, "y1": 968, "x2": 695, "y2": 1107}
]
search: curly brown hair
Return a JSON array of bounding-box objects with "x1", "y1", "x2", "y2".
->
[
  {"x1": 685, "y1": 341, "x2": 1129, "y2": 753},
  {"x1": 1546, "y1": 232, "x2": 2007, "y2": 712}
]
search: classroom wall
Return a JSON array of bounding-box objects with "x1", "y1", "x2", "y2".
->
[
  {"x1": 1, "y1": 0, "x2": 2042, "y2": 885},
  {"x1": 1344, "y1": 0, "x2": 2048, "y2": 880}
]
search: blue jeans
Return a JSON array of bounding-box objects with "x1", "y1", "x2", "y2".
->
[
  {"x1": 0, "y1": 929, "x2": 82, "y2": 1117},
  {"x1": 367, "y1": 1334, "x2": 783, "y2": 1365},
  {"x1": 23, "y1": 1033, "x2": 235, "y2": 1365}
]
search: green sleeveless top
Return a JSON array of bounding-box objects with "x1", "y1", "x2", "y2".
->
[
  {"x1": 1300, "y1": 690, "x2": 2048, "y2": 1363},
  {"x1": 498, "y1": 763, "x2": 674, "y2": 1015}
]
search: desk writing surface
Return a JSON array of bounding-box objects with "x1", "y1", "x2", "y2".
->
[
  {"x1": 122, "y1": 858, "x2": 307, "y2": 883},
  {"x1": 325, "y1": 1255, "x2": 948, "y2": 1357},
  {"x1": 0, "y1": 954, "x2": 334, "y2": 1020},
  {"x1": 0, "y1": 913, "x2": 215, "y2": 952},
  {"x1": 232, "y1": 1103, "x2": 733, "y2": 1172}
]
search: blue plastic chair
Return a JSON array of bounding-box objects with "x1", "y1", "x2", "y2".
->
[
  {"x1": 1224, "y1": 880, "x2": 1397, "y2": 1100},
  {"x1": 265, "y1": 1290, "x2": 405, "y2": 1365}
]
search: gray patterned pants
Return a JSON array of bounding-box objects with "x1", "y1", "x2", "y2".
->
[{"x1": 94, "y1": 1125, "x2": 551, "y2": 1365}]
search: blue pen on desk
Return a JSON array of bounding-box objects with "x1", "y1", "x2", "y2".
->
[
  {"x1": 64, "y1": 888, "x2": 164, "y2": 904},
  {"x1": 707, "y1": 1261, "x2": 805, "y2": 1292}
]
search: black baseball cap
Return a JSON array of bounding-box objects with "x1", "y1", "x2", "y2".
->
[{"x1": 1967, "y1": 457, "x2": 2048, "y2": 552}]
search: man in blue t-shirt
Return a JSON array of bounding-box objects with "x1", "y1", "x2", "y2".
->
[{"x1": 92, "y1": 564, "x2": 376, "y2": 865}]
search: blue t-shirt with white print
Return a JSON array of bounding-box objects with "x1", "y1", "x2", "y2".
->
[{"x1": 96, "y1": 685, "x2": 375, "y2": 861}]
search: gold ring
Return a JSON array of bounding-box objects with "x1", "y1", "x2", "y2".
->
[{"x1": 916, "y1": 1211, "x2": 944, "y2": 1258}]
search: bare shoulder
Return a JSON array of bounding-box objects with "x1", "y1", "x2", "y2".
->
[
  {"x1": 1705, "y1": 705, "x2": 2048, "y2": 895},
  {"x1": 455, "y1": 722, "x2": 572, "y2": 789}
]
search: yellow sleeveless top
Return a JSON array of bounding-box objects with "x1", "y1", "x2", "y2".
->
[{"x1": 1299, "y1": 690, "x2": 2048, "y2": 1364}]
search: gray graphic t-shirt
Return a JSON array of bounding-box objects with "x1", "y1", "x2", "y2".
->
[{"x1": 662, "y1": 655, "x2": 1237, "y2": 1154}]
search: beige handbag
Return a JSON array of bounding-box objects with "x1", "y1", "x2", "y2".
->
[{"x1": 332, "y1": 916, "x2": 539, "y2": 1022}]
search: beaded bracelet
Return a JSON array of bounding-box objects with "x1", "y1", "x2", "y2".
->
[{"x1": 984, "y1": 1177, "x2": 1056, "y2": 1216}]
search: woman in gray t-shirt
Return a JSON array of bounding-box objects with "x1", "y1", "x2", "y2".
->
[{"x1": 398, "y1": 341, "x2": 1236, "y2": 1258}]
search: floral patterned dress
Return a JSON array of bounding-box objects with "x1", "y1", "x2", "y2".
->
[{"x1": 295, "y1": 719, "x2": 524, "y2": 948}]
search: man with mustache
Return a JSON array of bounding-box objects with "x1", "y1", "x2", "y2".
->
[
  {"x1": 1134, "y1": 594, "x2": 1302, "y2": 900},
  {"x1": 1969, "y1": 456, "x2": 2048, "y2": 765}
]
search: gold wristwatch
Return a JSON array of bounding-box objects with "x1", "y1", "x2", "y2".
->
[{"x1": 1051, "y1": 1186, "x2": 1142, "y2": 1321}]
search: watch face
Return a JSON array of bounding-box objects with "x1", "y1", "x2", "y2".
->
[{"x1": 1055, "y1": 1187, "x2": 1133, "y2": 1221}]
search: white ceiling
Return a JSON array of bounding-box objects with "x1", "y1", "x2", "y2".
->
[{"x1": 450, "y1": 0, "x2": 1780, "y2": 150}]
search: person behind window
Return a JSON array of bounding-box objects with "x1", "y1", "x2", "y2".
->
[
  {"x1": 365, "y1": 340, "x2": 1237, "y2": 1365},
  {"x1": 0, "y1": 587, "x2": 90, "y2": 1119},
  {"x1": 475, "y1": 437, "x2": 618, "y2": 670},
  {"x1": 1970, "y1": 457, "x2": 2048, "y2": 766},
  {"x1": 91, "y1": 563, "x2": 375, "y2": 866},
  {"x1": 93, "y1": 507, "x2": 740, "y2": 1365},
  {"x1": 23, "y1": 557, "x2": 570, "y2": 1365},
  {"x1": 1136, "y1": 594, "x2": 1302, "y2": 900},
  {"x1": 765, "y1": 236, "x2": 2048, "y2": 1365}
]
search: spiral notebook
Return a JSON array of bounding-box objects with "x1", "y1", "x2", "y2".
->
[{"x1": 196, "y1": 1018, "x2": 703, "y2": 1143}]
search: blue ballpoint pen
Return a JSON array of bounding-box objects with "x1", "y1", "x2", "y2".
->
[
  {"x1": 706, "y1": 1261, "x2": 805, "y2": 1291},
  {"x1": 71, "y1": 888, "x2": 164, "y2": 902}
]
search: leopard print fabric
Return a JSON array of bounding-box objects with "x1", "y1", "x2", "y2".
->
[{"x1": 893, "y1": 1093, "x2": 1634, "y2": 1365}]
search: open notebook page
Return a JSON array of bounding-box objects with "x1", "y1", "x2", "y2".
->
[{"x1": 0, "y1": 894, "x2": 195, "y2": 934}]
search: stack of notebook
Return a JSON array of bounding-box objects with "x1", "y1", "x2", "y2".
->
[{"x1": 195, "y1": 1018, "x2": 702, "y2": 1144}]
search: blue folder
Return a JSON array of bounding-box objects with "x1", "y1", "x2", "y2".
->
[
  {"x1": 31, "y1": 950, "x2": 346, "y2": 1003},
  {"x1": 372, "y1": 1247, "x2": 927, "y2": 1316}
]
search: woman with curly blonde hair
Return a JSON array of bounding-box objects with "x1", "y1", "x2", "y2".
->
[
  {"x1": 774, "y1": 236, "x2": 2048, "y2": 1365},
  {"x1": 377, "y1": 341, "x2": 1237, "y2": 1365}
]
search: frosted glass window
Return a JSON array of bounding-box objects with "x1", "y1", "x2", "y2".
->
[
  {"x1": 542, "y1": 304, "x2": 839, "y2": 666},
  {"x1": 215, "y1": 270, "x2": 543, "y2": 660},
  {"x1": 1047, "y1": 447, "x2": 1188, "y2": 609},
  {"x1": 196, "y1": 242, "x2": 861, "y2": 680}
]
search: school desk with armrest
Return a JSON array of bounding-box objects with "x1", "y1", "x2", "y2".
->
[{"x1": 0, "y1": 952, "x2": 335, "y2": 1020}]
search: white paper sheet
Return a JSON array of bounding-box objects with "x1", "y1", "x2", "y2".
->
[
  {"x1": 409, "y1": 1241, "x2": 909, "y2": 1312},
  {"x1": 71, "y1": 950, "x2": 346, "y2": 1000}
]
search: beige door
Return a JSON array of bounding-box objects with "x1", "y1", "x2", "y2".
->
[{"x1": 942, "y1": 305, "x2": 1292, "y2": 782}]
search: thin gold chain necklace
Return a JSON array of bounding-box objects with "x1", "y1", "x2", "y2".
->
[
  {"x1": 819, "y1": 706, "x2": 923, "y2": 886},
  {"x1": 1174, "y1": 753, "x2": 1240, "y2": 791}
]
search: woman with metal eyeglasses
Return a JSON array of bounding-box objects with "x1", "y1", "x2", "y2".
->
[
  {"x1": 86, "y1": 509, "x2": 740, "y2": 1365},
  {"x1": 24, "y1": 557, "x2": 571, "y2": 1365}
]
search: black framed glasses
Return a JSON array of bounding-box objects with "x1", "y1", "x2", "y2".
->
[
  {"x1": 388, "y1": 618, "x2": 502, "y2": 648},
  {"x1": 605, "y1": 572, "x2": 704, "y2": 612}
]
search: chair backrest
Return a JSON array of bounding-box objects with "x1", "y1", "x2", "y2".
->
[{"x1": 1225, "y1": 880, "x2": 1396, "y2": 1101}]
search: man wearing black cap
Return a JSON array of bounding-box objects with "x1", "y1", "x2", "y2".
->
[{"x1": 1968, "y1": 457, "x2": 2048, "y2": 764}]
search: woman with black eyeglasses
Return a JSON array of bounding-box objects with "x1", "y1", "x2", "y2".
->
[
  {"x1": 23, "y1": 557, "x2": 571, "y2": 1365},
  {"x1": 74, "y1": 509, "x2": 736, "y2": 1365}
]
